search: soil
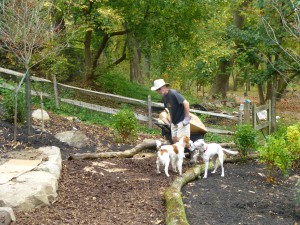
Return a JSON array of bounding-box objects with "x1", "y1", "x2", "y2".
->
[
  {"x1": 1, "y1": 93, "x2": 300, "y2": 225},
  {"x1": 183, "y1": 161, "x2": 300, "y2": 225}
]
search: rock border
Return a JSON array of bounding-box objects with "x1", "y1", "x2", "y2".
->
[{"x1": 0, "y1": 146, "x2": 62, "y2": 211}]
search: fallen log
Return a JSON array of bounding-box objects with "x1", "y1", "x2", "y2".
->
[
  {"x1": 68, "y1": 139, "x2": 167, "y2": 160},
  {"x1": 220, "y1": 142, "x2": 236, "y2": 148},
  {"x1": 164, "y1": 155, "x2": 229, "y2": 225},
  {"x1": 164, "y1": 165, "x2": 204, "y2": 225}
]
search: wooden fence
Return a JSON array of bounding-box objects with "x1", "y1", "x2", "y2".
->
[
  {"x1": 1, "y1": 67, "x2": 270, "y2": 135},
  {"x1": 243, "y1": 100, "x2": 272, "y2": 135}
]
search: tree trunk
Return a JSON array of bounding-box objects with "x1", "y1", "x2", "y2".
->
[
  {"x1": 232, "y1": 72, "x2": 238, "y2": 91},
  {"x1": 271, "y1": 75, "x2": 277, "y2": 133},
  {"x1": 209, "y1": 59, "x2": 232, "y2": 98},
  {"x1": 144, "y1": 54, "x2": 151, "y2": 79},
  {"x1": 129, "y1": 35, "x2": 144, "y2": 84},
  {"x1": 276, "y1": 72, "x2": 299, "y2": 101},
  {"x1": 266, "y1": 81, "x2": 273, "y2": 101},
  {"x1": 85, "y1": 30, "x2": 128, "y2": 83},
  {"x1": 143, "y1": 40, "x2": 151, "y2": 79},
  {"x1": 68, "y1": 139, "x2": 164, "y2": 160},
  {"x1": 25, "y1": 68, "x2": 32, "y2": 136},
  {"x1": 84, "y1": 30, "x2": 93, "y2": 81},
  {"x1": 257, "y1": 84, "x2": 265, "y2": 105}
]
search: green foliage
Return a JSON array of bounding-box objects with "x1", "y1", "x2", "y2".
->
[
  {"x1": 234, "y1": 123, "x2": 257, "y2": 159},
  {"x1": 1, "y1": 89, "x2": 26, "y2": 123},
  {"x1": 286, "y1": 124, "x2": 300, "y2": 168},
  {"x1": 34, "y1": 53, "x2": 81, "y2": 82},
  {"x1": 204, "y1": 132, "x2": 234, "y2": 143},
  {"x1": 257, "y1": 136, "x2": 292, "y2": 181},
  {"x1": 257, "y1": 123, "x2": 300, "y2": 182},
  {"x1": 97, "y1": 71, "x2": 161, "y2": 102},
  {"x1": 112, "y1": 108, "x2": 138, "y2": 143}
]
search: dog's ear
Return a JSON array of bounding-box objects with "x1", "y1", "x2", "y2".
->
[
  {"x1": 183, "y1": 135, "x2": 190, "y2": 143},
  {"x1": 156, "y1": 140, "x2": 162, "y2": 149},
  {"x1": 188, "y1": 140, "x2": 195, "y2": 151},
  {"x1": 173, "y1": 145, "x2": 179, "y2": 154}
]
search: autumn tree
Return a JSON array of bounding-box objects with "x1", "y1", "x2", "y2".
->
[{"x1": 0, "y1": 0, "x2": 63, "y2": 136}]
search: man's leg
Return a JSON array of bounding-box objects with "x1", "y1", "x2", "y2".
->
[{"x1": 171, "y1": 123, "x2": 179, "y2": 143}]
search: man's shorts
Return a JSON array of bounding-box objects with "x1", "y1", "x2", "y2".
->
[{"x1": 171, "y1": 121, "x2": 190, "y2": 140}]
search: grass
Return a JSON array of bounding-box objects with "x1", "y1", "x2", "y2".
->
[{"x1": 96, "y1": 71, "x2": 162, "y2": 102}]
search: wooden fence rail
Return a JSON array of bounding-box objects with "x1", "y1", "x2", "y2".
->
[{"x1": 1, "y1": 67, "x2": 245, "y2": 134}]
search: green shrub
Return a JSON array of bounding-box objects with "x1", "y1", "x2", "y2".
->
[
  {"x1": 1, "y1": 89, "x2": 26, "y2": 123},
  {"x1": 286, "y1": 124, "x2": 300, "y2": 168},
  {"x1": 112, "y1": 108, "x2": 138, "y2": 143},
  {"x1": 257, "y1": 123, "x2": 300, "y2": 183},
  {"x1": 234, "y1": 123, "x2": 257, "y2": 159},
  {"x1": 258, "y1": 136, "x2": 292, "y2": 182}
]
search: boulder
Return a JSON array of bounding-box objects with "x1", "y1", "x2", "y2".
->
[
  {"x1": 55, "y1": 130, "x2": 89, "y2": 148},
  {"x1": 0, "y1": 207, "x2": 15, "y2": 225},
  {"x1": 0, "y1": 146, "x2": 61, "y2": 211},
  {"x1": 32, "y1": 109, "x2": 50, "y2": 121}
]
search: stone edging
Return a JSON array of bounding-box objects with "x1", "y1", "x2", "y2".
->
[{"x1": 0, "y1": 146, "x2": 62, "y2": 211}]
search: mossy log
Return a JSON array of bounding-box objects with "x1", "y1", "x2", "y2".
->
[
  {"x1": 164, "y1": 155, "x2": 229, "y2": 225},
  {"x1": 68, "y1": 139, "x2": 167, "y2": 160},
  {"x1": 164, "y1": 165, "x2": 204, "y2": 225}
]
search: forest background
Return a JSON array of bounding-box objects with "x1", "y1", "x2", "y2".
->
[{"x1": 0, "y1": 0, "x2": 299, "y2": 134}]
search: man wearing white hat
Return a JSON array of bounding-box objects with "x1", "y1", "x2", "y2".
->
[{"x1": 151, "y1": 79, "x2": 190, "y2": 143}]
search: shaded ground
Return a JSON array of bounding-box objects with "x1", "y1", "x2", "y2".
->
[
  {"x1": 0, "y1": 93, "x2": 300, "y2": 224},
  {"x1": 183, "y1": 160, "x2": 300, "y2": 225}
]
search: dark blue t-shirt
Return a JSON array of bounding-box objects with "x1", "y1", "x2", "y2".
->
[{"x1": 162, "y1": 89, "x2": 185, "y2": 125}]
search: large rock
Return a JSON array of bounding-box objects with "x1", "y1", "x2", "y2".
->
[
  {"x1": 36, "y1": 146, "x2": 62, "y2": 179},
  {"x1": 0, "y1": 146, "x2": 61, "y2": 211},
  {"x1": 32, "y1": 109, "x2": 50, "y2": 121},
  {"x1": 0, "y1": 207, "x2": 15, "y2": 225},
  {"x1": 55, "y1": 130, "x2": 89, "y2": 148}
]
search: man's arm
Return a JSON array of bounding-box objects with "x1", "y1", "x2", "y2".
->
[
  {"x1": 183, "y1": 99, "x2": 190, "y2": 117},
  {"x1": 182, "y1": 99, "x2": 191, "y2": 126}
]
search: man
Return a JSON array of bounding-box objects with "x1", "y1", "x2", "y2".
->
[{"x1": 151, "y1": 79, "x2": 190, "y2": 143}]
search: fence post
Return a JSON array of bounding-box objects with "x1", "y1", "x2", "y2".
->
[
  {"x1": 244, "y1": 100, "x2": 251, "y2": 123},
  {"x1": 52, "y1": 75, "x2": 60, "y2": 109},
  {"x1": 238, "y1": 103, "x2": 244, "y2": 124},
  {"x1": 252, "y1": 103, "x2": 257, "y2": 131},
  {"x1": 148, "y1": 95, "x2": 152, "y2": 129}
]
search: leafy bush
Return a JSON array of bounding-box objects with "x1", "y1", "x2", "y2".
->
[
  {"x1": 234, "y1": 123, "x2": 257, "y2": 159},
  {"x1": 257, "y1": 123, "x2": 300, "y2": 183},
  {"x1": 286, "y1": 124, "x2": 300, "y2": 168},
  {"x1": 258, "y1": 136, "x2": 292, "y2": 182},
  {"x1": 112, "y1": 108, "x2": 138, "y2": 143},
  {"x1": 1, "y1": 89, "x2": 26, "y2": 123}
]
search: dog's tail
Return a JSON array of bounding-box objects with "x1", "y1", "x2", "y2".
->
[{"x1": 222, "y1": 148, "x2": 239, "y2": 155}]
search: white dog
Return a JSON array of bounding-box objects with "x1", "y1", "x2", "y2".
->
[
  {"x1": 156, "y1": 135, "x2": 191, "y2": 177},
  {"x1": 191, "y1": 139, "x2": 239, "y2": 178}
]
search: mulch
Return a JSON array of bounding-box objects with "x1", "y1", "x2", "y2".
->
[{"x1": 0, "y1": 112, "x2": 300, "y2": 225}]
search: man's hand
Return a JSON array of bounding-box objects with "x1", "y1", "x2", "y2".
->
[{"x1": 183, "y1": 116, "x2": 191, "y2": 126}]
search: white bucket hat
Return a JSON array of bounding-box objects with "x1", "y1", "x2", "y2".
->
[{"x1": 151, "y1": 79, "x2": 169, "y2": 91}]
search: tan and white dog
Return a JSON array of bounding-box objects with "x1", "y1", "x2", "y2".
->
[
  {"x1": 191, "y1": 139, "x2": 239, "y2": 178},
  {"x1": 156, "y1": 135, "x2": 191, "y2": 177}
]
